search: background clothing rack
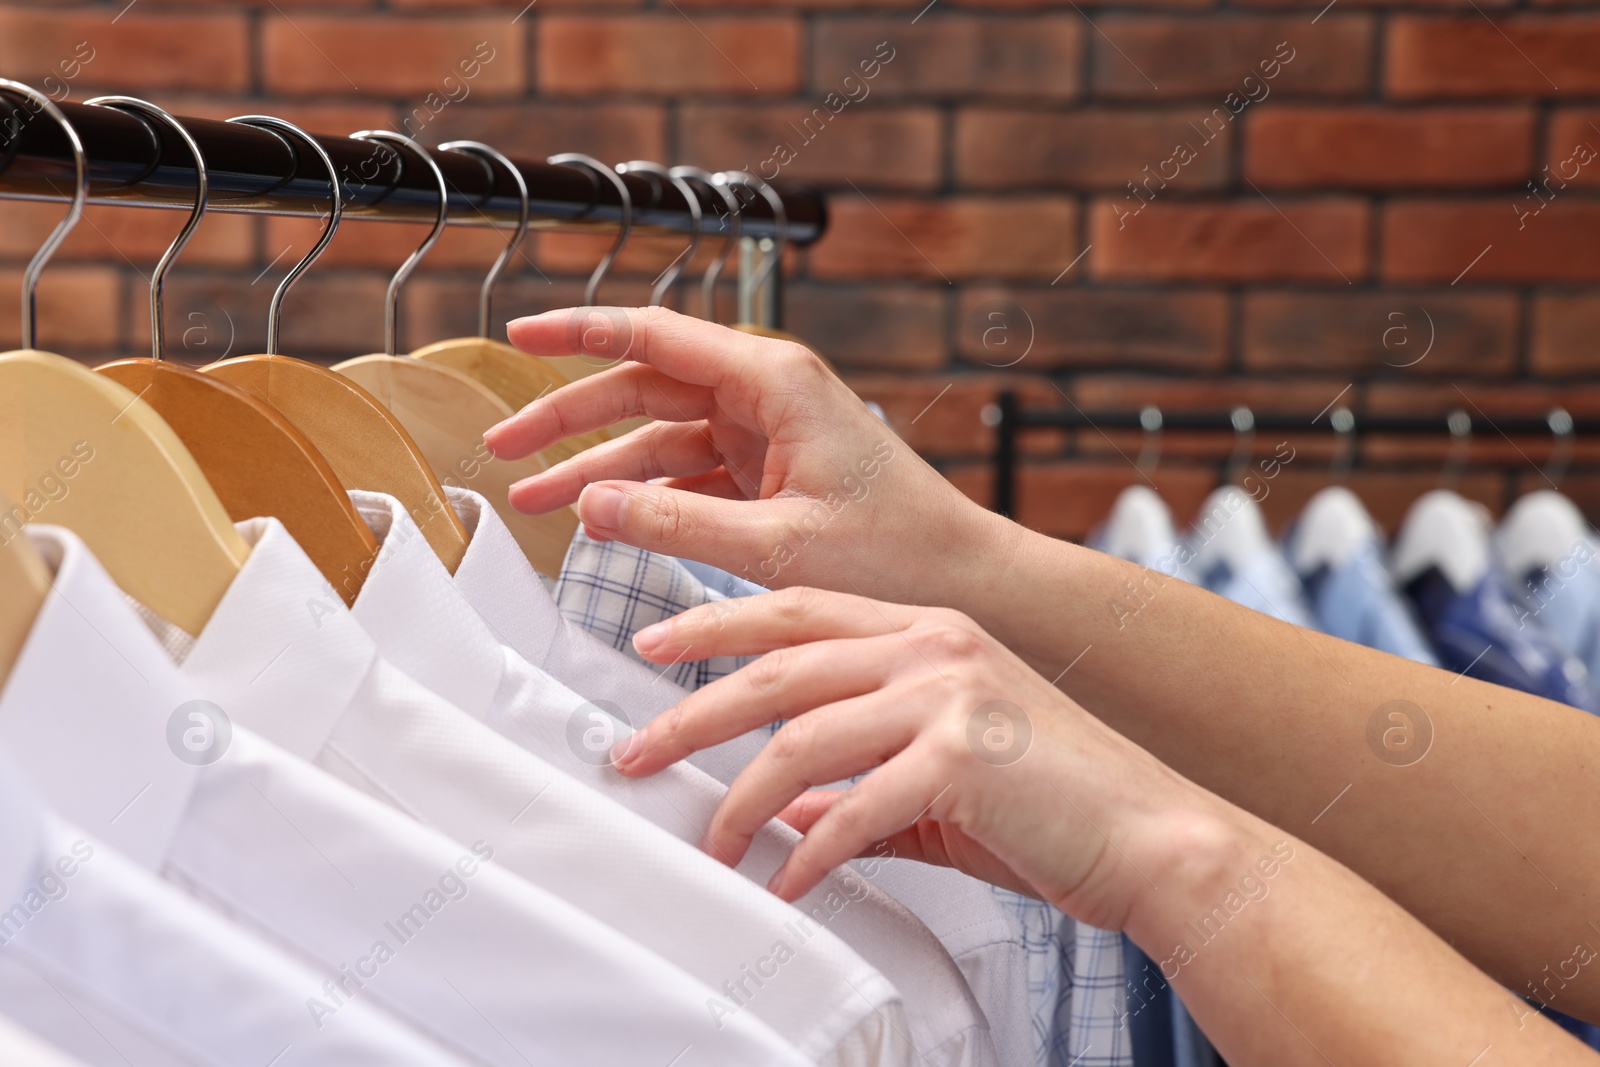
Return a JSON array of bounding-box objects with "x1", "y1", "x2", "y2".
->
[
  {"x1": 992, "y1": 390, "x2": 1600, "y2": 519},
  {"x1": 0, "y1": 98, "x2": 824, "y2": 241}
]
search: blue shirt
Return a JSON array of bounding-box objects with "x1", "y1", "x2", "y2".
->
[{"x1": 1302, "y1": 541, "x2": 1439, "y2": 667}]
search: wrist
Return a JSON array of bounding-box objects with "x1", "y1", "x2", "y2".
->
[{"x1": 1121, "y1": 804, "x2": 1292, "y2": 963}]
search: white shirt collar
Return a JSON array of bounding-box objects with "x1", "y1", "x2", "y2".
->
[
  {"x1": 347, "y1": 490, "x2": 505, "y2": 717},
  {"x1": 0, "y1": 526, "x2": 202, "y2": 869},
  {"x1": 445, "y1": 486, "x2": 563, "y2": 664},
  {"x1": 141, "y1": 516, "x2": 379, "y2": 761}
]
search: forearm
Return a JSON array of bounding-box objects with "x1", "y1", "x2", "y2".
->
[
  {"x1": 935, "y1": 515, "x2": 1600, "y2": 1018},
  {"x1": 1130, "y1": 810, "x2": 1593, "y2": 1066}
]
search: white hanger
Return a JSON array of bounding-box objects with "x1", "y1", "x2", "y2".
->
[
  {"x1": 1290, "y1": 485, "x2": 1379, "y2": 575},
  {"x1": 1495, "y1": 489, "x2": 1592, "y2": 580},
  {"x1": 1189, "y1": 485, "x2": 1274, "y2": 577},
  {"x1": 1102, "y1": 485, "x2": 1176, "y2": 564},
  {"x1": 1389, "y1": 489, "x2": 1491, "y2": 591}
]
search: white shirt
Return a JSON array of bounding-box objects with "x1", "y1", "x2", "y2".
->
[
  {"x1": 448, "y1": 488, "x2": 1008, "y2": 1067},
  {"x1": 164, "y1": 494, "x2": 896, "y2": 1067},
  {"x1": 0, "y1": 751, "x2": 461, "y2": 1067},
  {"x1": 3, "y1": 525, "x2": 806, "y2": 1067},
  {"x1": 0, "y1": 1014, "x2": 88, "y2": 1067}
]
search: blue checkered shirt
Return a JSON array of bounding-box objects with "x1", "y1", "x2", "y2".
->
[{"x1": 555, "y1": 531, "x2": 1134, "y2": 1067}]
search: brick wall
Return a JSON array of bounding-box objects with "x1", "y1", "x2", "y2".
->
[{"x1": 4, "y1": 0, "x2": 1600, "y2": 539}]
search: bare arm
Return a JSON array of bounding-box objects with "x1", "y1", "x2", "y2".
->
[
  {"x1": 488, "y1": 305, "x2": 1600, "y2": 1022},
  {"x1": 618, "y1": 588, "x2": 1595, "y2": 1066}
]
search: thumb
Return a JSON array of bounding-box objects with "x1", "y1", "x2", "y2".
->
[{"x1": 576, "y1": 480, "x2": 798, "y2": 572}]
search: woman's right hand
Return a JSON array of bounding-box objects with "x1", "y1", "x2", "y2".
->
[{"x1": 483, "y1": 306, "x2": 1014, "y2": 607}]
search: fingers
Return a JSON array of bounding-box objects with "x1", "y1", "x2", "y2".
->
[
  {"x1": 766, "y1": 742, "x2": 955, "y2": 902},
  {"x1": 565, "y1": 479, "x2": 816, "y2": 567},
  {"x1": 507, "y1": 421, "x2": 724, "y2": 515},
  {"x1": 613, "y1": 635, "x2": 905, "y2": 777},
  {"x1": 506, "y1": 306, "x2": 781, "y2": 389},
  {"x1": 484, "y1": 362, "x2": 712, "y2": 461},
  {"x1": 658, "y1": 469, "x2": 748, "y2": 501},
  {"x1": 633, "y1": 586, "x2": 922, "y2": 661},
  {"x1": 704, "y1": 693, "x2": 920, "y2": 868}
]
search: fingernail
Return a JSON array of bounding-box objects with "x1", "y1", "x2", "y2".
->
[
  {"x1": 765, "y1": 864, "x2": 789, "y2": 897},
  {"x1": 579, "y1": 484, "x2": 627, "y2": 532},
  {"x1": 633, "y1": 623, "x2": 668, "y2": 655},
  {"x1": 610, "y1": 731, "x2": 641, "y2": 770}
]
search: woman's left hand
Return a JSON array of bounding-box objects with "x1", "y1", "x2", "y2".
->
[{"x1": 612, "y1": 586, "x2": 1242, "y2": 933}]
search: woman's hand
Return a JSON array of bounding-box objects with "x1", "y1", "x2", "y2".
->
[
  {"x1": 609, "y1": 584, "x2": 1241, "y2": 934},
  {"x1": 483, "y1": 306, "x2": 1011, "y2": 609}
]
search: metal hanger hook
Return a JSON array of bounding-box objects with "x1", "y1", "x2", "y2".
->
[
  {"x1": 1225, "y1": 406, "x2": 1256, "y2": 486},
  {"x1": 2, "y1": 80, "x2": 86, "y2": 351},
  {"x1": 670, "y1": 165, "x2": 739, "y2": 322},
  {"x1": 1443, "y1": 408, "x2": 1472, "y2": 489},
  {"x1": 85, "y1": 95, "x2": 208, "y2": 361},
  {"x1": 440, "y1": 140, "x2": 528, "y2": 339},
  {"x1": 228, "y1": 115, "x2": 343, "y2": 356},
  {"x1": 351, "y1": 130, "x2": 448, "y2": 357},
  {"x1": 1542, "y1": 407, "x2": 1575, "y2": 489},
  {"x1": 1329, "y1": 406, "x2": 1356, "y2": 484},
  {"x1": 548, "y1": 152, "x2": 632, "y2": 307},
  {"x1": 713, "y1": 170, "x2": 788, "y2": 301},
  {"x1": 617, "y1": 161, "x2": 702, "y2": 308},
  {"x1": 1135, "y1": 405, "x2": 1163, "y2": 478}
]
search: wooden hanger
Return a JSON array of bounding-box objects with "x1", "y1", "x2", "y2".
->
[
  {"x1": 86, "y1": 101, "x2": 377, "y2": 604},
  {"x1": 335, "y1": 136, "x2": 579, "y2": 574},
  {"x1": 412, "y1": 145, "x2": 626, "y2": 459},
  {"x1": 0, "y1": 489, "x2": 51, "y2": 692},
  {"x1": 0, "y1": 81, "x2": 246, "y2": 636},
  {"x1": 200, "y1": 122, "x2": 469, "y2": 580},
  {"x1": 0, "y1": 353, "x2": 250, "y2": 636}
]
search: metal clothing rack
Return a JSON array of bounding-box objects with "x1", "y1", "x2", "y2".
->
[
  {"x1": 0, "y1": 94, "x2": 825, "y2": 323},
  {"x1": 992, "y1": 391, "x2": 1600, "y2": 517}
]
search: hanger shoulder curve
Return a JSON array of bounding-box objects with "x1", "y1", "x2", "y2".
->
[
  {"x1": 96, "y1": 359, "x2": 378, "y2": 604},
  {"x1": 201, "y1": 354, "x2": 470, "y2": 576},
  {"x1": 0, "y1": 488, "x2": 51, "y2": 690},
  {"x1": 0, "y1": 349, "x2": 248, "y2": 635},
  {"x1": 333, "y1": 354, "x2": 580, "y2": 577},
  {"x1": 411, "y1": 337, "x2": 625, "y2": 460}
]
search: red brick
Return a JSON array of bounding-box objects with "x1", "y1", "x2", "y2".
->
[
  {"x1": 947, "y1": 459, "x2": 1221, "y2": 540},
  {"x1": 1383, "y1": 201, "x2": 1600, "y2": 283},
  {"x1": 1232, "y1": 0, "x2": 1510, "y2": 8},
  {"x1": 0, "y1": 202, "x2": 256, "y2": 268},
  {"x1": 263, "y1": 215, "x2": 514, "y2": 272},
  {"x1": 1243, "y1": 291, "x2": 1520, "y2": 375},
  {"x1": 127, "y1": 271, "x2": 269, "y2": 364},
  {"x1": 677, "y1": 0, "x2": 922, "y2": 7},
  {"x1": 538, "y1": 15, "x2": 800, "y2": 95},
  {"x1": 0, "y1": 10, "x2": 250, "y2": 93},
  {"x1": 843, "y1": 374, "x2": 1065, "y2": 459},
  {"x1": 956, "y1": 287, "x2": 1230, "y2": 370},
  {"x1": 1387, "y1": 15, "x2": 1600, "y2": 98},
  {"x1": 405, "y1": 275, "x2": 593, "y2": 347},
  {"x1": 1089, "y1": 198, "x2": 1368, "y2": 283},
  {"x1": 1531, "y1": 294, "x2": 1600, "y2": 376},
  {"x1": 263, "y1": 16, "x2": 523, "y2": 97},
  {"x1": 680, "y1": 104, "x2": 942, "y2": 191},
  {"x1": 424, "y1": 103, "x2": 666, "y2": 164},
  {"x1": 785, "y1": 284, "x2": 948, "y2": 371},
  {"x1": 0, "y1": 265, "x2": 122, "y2": 353},
  {"x1": 808, "y1": 196, "x2": 1079, "y2": 281},
  {"x1": 956, "y1": 107, "x2": 1234, "y2": 191},
  {"x1": 1544, "y1": 110, "x2": 1600, "y2": 189},
  {"x1": 1245, "y1": 107, "x2": 1536, "y2": 189},
  {"x1": 1091, "y1": 16, "x2": 1372, "y2": 100},
  {"x1": 811, "y1": 16, "x2": 1080, "y2": 99},
  {"x1": 529, "y1": 230, "x2": 749, "y2": 283},
  {"x1": 154, "y1": 98, "x2": 399, "y2": 139}
]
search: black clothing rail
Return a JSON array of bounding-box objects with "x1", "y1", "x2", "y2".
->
[
  {"x1": 0, "y1": 97, "x2": 825, "y2": 242},
  {"x1": 993, "y1": 391, "x2": 1600, "y2": 517}
]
